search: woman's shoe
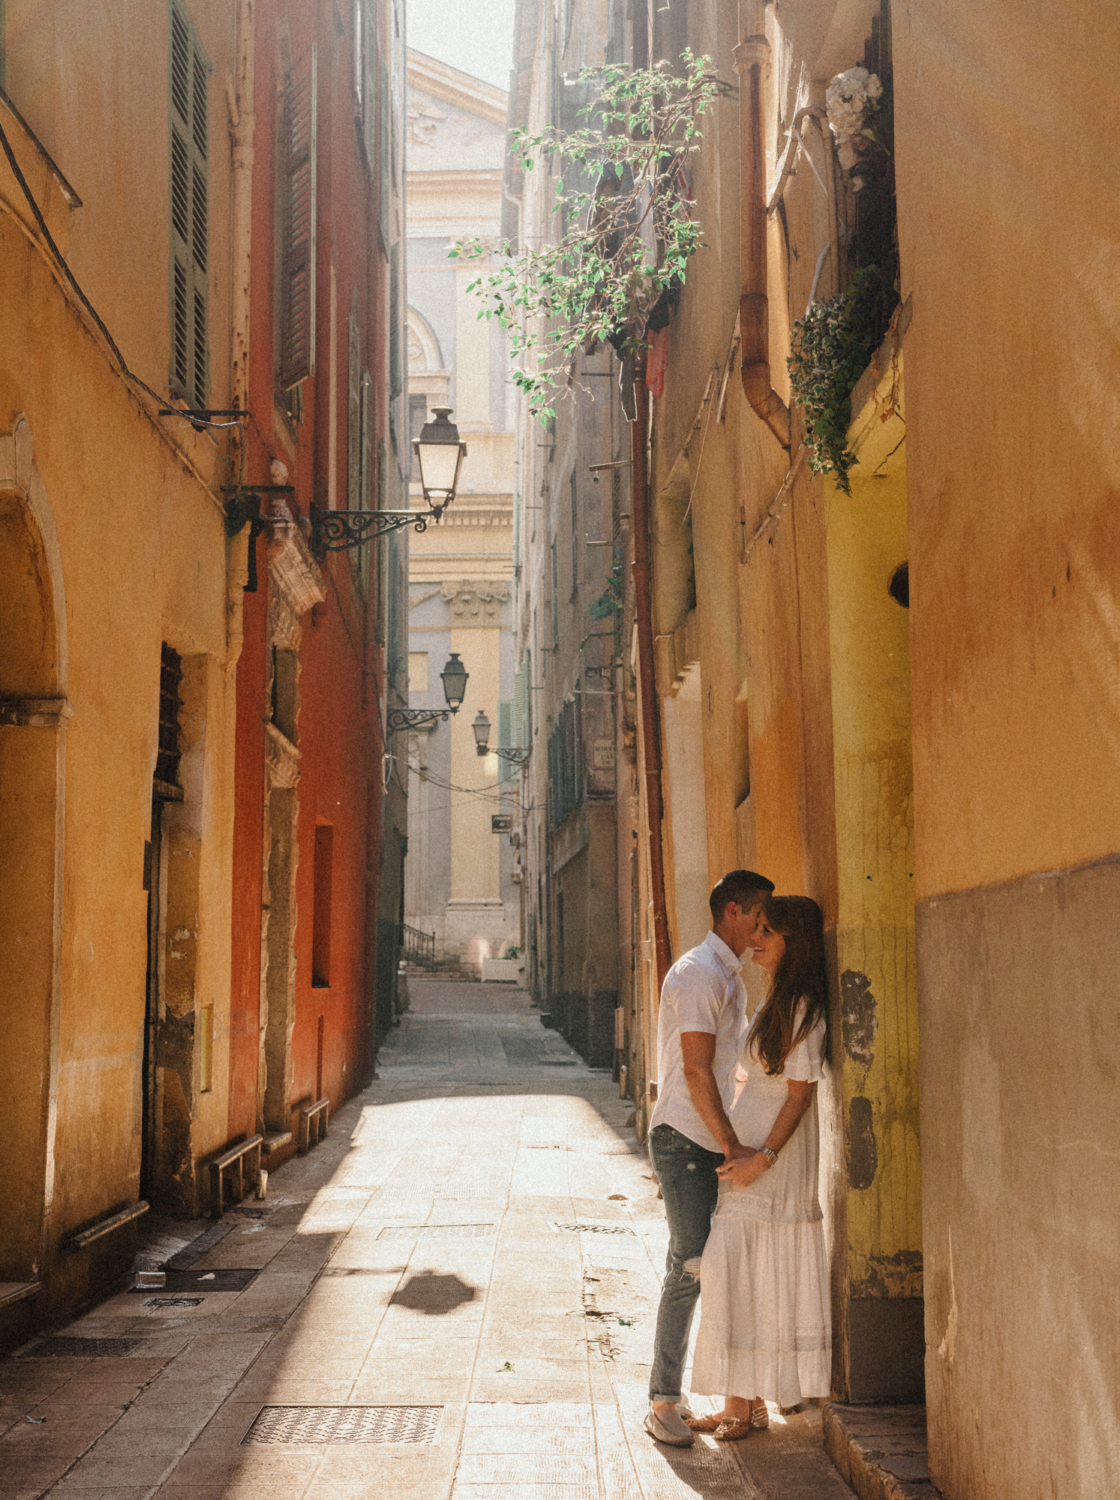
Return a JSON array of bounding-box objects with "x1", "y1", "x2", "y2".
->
[
  {"x1": 685, "y1": 1413, "x2": 723, "y2": 1432},
  {"x1": 750, "y1": 1400, "x2": 769, "y2": 1430},
  {"x1": 713, "y1": 1418, "x2": 753, "y2": 1441}
]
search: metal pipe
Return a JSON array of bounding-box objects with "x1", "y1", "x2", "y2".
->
[
  {"x1": 629, "y1": 361, "x2": 672, "y2": 991},
  {"x1": 225, "y1": 0, "x2": 256, "y2": 670},
  {"x1": 735, "y1": 5, "x2": 790, "y2": 449}
]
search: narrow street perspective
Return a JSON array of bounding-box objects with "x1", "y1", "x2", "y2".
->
[
  {"x1": 0, "y1": 980, "x2": 853, "y2": 1500},
  {"x1": 1, "y1": 1, "x2": 1116, "y2": 1497}
]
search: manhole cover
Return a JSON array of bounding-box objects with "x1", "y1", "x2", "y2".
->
[
  {"x1": 551, "y1": 1222, "x2": 636, "y2": 1236},
  {"x1": 25, "y1": 1337, "x2": 144, "y2": 1358},
  {"x1": 144, "y1": 1296, "x2": 204, "y2": 1308},
  {"x1": 132, "y1": 1268, "x2": 259, "y2": 1293},
  {"x1": 243, "y1": 1405, "x2": 443, "y2": 1445},
  {"x1": 375, "y1": 1223, "x2": 496, "y2": 1241}
]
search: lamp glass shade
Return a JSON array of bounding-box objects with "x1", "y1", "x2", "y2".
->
[
  {"x1": 472, "y1": 709, "x2": 491, "y2": 752},
  {"x1": 439, "y1": 652, "x2": 468, "y2": 711},
  {"x1": 414, "y1": 407, "x2": 466, "y2": 499}
]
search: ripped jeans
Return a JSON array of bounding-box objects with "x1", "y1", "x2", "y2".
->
[{"x1": 647, "y1": 1123, "x2": 723, "y2": 1403}]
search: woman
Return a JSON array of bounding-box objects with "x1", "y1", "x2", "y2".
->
[{"x1": 687, "y1": 894, "x2": 831, "y2": 1439}]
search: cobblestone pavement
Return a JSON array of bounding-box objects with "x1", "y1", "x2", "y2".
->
[{"x1": 0, "y1": 982, "x2": 854, "y2": 1500}]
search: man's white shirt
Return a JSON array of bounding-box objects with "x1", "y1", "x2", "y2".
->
[{"x1": 648, "y1": 930, "x2": 749, "y2": 1153}]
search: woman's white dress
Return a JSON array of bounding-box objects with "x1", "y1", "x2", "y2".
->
[{"x1": 689, "y1": 1004, "x2": 831, "y2": 1407}]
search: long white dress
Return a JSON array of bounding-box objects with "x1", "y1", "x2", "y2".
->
[{"x1": 689, "y1": 1002, "x2": 831, "y2": 1407}]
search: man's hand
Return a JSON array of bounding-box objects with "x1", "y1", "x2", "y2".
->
[
  {"x1": 716, "y1": 1150, "x2": 769, "y2": 1188},
  {"x1": 720, "y1": 1140, "x2": 756, "y2": 1164},
  {"x1": 680, "y1": 1031, "x2": 742, "y2": 1158}
]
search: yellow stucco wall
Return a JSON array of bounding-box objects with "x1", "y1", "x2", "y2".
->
[{"x1": 0, "y1": 0, "x2": 239, "y2": 1319}]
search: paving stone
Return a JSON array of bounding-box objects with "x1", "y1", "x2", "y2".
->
[{"x1": 0, "y1": 985, "x2": 866, "y2": 1499}]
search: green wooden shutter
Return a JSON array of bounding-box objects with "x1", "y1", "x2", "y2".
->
[
  {"x1": 279, "y1": 47, "x2": 317, "y2": 389},
  {"x1": 498, "y1": 700, "x2": 513, "y2": 785},
  {"x1": 169, "y1": 1, "x2": 209, "y2": 408}
]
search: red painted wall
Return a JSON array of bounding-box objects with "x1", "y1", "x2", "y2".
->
[{"x1": 228, "y1": 0, "x2": 392, "y2": 1151}]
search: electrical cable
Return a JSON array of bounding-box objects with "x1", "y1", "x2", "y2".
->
[{"x1": 0, "y1": 113, "x2": 242, "y2": 431}]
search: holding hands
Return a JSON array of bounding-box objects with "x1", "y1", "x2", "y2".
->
[{"x1": 717, "y1": 1148, "x2": 770, "y2": 1188}]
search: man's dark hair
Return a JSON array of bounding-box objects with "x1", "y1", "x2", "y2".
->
[{"x1": 709, "y1": 869, "x2": 775, "y2": 924}]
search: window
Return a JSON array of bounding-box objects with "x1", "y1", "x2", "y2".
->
[
  {"x1": 271, "y1": 645, "x2": 298, "y2": 744},
  {"x1": 169, "y1": 2, "x2": 209, "y2": 408},
  {"x1": 547, "y1": 695, "x2": 583, "y2": 827},
  {"x1": 278, "y1": 46, "x2": 317, "y2": 390},
  {"x1": 154, "y1": 643, "x2": 184, "y2": 800},
  {"x1": 199, "y1": 1003, "x2": 213, "y2": 1092},
  {"x1": 312, "y1": 825, "x2": 333, "y2": 988}
]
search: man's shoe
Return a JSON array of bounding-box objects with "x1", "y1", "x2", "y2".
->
[{"x1": 644, "y1": 1404, "x2": 695, "y2": 1447}]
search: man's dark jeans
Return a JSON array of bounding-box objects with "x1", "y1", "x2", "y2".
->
[{"x1": 647, "y1": 1122, "x2": 723, "y2": 1403}]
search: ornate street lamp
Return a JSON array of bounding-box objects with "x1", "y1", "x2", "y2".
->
[
  {"x1": 387, "y1": 652, "x2": 469, "y2": 731},
  {"x1": 413, "y1": 407, "x2": 467, "y2": 518},
  {"x1": 472, "y1": 710, "x2": 492, "y2": 756},
  {"x1": 310, "y1": 408, "x2": 467, "y2": 556},
  {"x1": 471, "y1": 708, "x2": 531, "y2": 765}
]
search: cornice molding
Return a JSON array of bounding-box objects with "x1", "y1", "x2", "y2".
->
[{"x1": 407, "y1": 50, "x2": 508, "y2": 123}]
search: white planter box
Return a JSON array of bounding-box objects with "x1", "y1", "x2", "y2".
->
[{"x1": 481, "y1": 958, "x2": 522, "y2": 983}]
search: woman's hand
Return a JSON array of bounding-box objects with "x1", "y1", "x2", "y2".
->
[{"x1": 716, "y1": 1150, "x2": 770, "y2": 1188}]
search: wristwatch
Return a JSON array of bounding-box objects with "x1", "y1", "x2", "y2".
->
[{"x1": 760, "y1": 1146, "x2": 779, "y2": 1168}]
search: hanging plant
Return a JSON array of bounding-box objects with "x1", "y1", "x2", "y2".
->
[
  {"x1": 450, "y1": 51, "x2": 724, "y2": 422},
  {"x1": 587, "y1": 560, "x2": 624, "y2": 620},
  {"x1": 786, "y1": 265, "x2": 891, "y2": 493}
]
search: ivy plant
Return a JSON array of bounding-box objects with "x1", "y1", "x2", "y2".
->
[
  {"x1": 786, "y1": 265, "x2": 894, "y2": 493},
  {"x1": 450, "y1": 51, "x2": 723, "y2": 422}
]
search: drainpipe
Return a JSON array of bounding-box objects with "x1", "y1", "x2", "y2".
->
[
  {"x1": 225, "y1": 0, "x2": 255, "y2": 670},
  {"x1": 629, "y1": 359, "x2": 672, "y2": 993},
  {"x1": 735, "y1": 1, "x2": 790, "y2": 449}
]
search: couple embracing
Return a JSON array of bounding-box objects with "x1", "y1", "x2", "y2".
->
[{"x1": 643, "y1": 870, "x2": 830, "y2": 1447}]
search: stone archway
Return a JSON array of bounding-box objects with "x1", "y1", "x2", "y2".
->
[{"x1": 0, "y1": 416, "x2": 68, "y2": 1294}]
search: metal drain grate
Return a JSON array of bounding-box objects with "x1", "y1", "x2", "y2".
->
[
  {"x1": 132, "y1": 1268, "x2": 259, "y2": 1294},
  {"x1": 376, "y1": 1223, "x2": 496, "y2": 1241},
  {"x1": 25, "y1": 1336, "x2": 144, "y2": 1358},
  {"x1": 144, "y1": 1296, "x2": 204, "y2": 1308},
  {"x1": 551, "y1": 1221, "x2": 636, "y2": 1236},
  {"x1": 243, "y1": 1405, "x2": 443, "y2": 1445}
]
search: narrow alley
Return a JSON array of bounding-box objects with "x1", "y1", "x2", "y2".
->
[{"x1": 0, "y1": 982, "x2": 852, "y2": 1500}]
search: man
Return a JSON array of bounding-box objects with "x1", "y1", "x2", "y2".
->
[{"x1": 643, "y1": 868, "x2": 775, "y2": 1447}]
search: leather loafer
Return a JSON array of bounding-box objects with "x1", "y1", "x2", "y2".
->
[{"x1": 644, "y1": 1404, "x2": 695, "y2": 1447}]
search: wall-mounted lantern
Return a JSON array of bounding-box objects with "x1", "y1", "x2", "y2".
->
[
  {"x1": 387, "y1": 652, "x2": 469, "y2": 731},
  {"x1": 471, "y1": 708, "x2": 531, "y2": 765},
  {"x1": 310, "y1": 408, "x2": 467, "y2": 557}
]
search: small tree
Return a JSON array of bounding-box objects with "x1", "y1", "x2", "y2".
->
[{"x1": 451, "y1": 51, "x2": 723, "y2": 421}]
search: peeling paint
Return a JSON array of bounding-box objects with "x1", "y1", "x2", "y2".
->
[
  {"x1": 841, "y1": 968, "x2": 878, "y2": 1065},
  {"x1": 848, "y1": 1095, "x2": 877, "y2": 1189},
  {"x1": 853, "y1": 1248, "x2": 924, "y2": 1299}
]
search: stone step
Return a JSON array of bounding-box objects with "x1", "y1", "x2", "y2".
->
[{"x1": 823, "y1": 1403, "x2": 943, "y2": 1500}]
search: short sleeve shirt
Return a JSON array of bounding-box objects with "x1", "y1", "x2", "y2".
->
[{"x1": 649, "y1": 931, "x2": 748, "y2": 1153}]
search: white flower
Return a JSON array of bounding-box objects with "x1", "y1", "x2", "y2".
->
[{"x1": 826, "y1": 67, "x2": 883, "y2": 143}]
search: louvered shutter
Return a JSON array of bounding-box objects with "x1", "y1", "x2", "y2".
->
[
  {"x1": 169, "y1": 1, "x2": 209, "y2": 408},
  {"x1": 279, "y1": 47, "x2": 318, "y2": 390}
]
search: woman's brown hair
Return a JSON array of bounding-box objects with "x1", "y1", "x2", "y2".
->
[{"x1": 747, "y1": 895, "x2": 829, "y2": 1076}]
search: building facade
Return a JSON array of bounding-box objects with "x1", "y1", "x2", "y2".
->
[
  {"x1": 0, "y1": 0, "x2": 244, "y2": 1341},
  {"x1": 507, "y1": 0, "x2": 1120, "y2": 1494},
  {"x1": 0, "y1": 0, "x2": 406, "y2": 1349},
  {"x1": 403, "y1": 51, "x2": 519, "y2": 973},
  {"x1": 227, "y1": 0, "x2": 408, "y2": 1173}
]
